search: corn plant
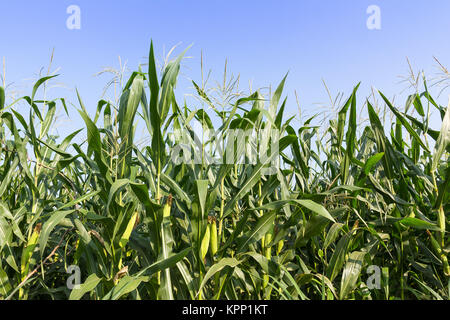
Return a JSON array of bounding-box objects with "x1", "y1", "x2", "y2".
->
[{"x1": 0, "y1": 41, "x2": 449, "y2": 300}]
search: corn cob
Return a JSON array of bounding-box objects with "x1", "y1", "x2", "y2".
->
[{"x1": 209, "y1": 216, "x2": 218, "y2": 257}]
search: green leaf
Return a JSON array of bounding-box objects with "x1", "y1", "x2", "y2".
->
[
  {"x1": 69, "y1": 273, "x2": 102, "y2": 300},
  {"x1": 196, "y1": 180, "x2": 209, "y2": 219},
  {"x1": 432, "y1": 100, "x2": 450, "y2": 172},
  {"x1": 412, "y1": 94, "x2": 425, "y2": 117},
  {"x1": 399, "y1": 217, "x2": 441, "y2": 231},
  {"x1": 324, "y1": 222, "x2": 344, "y2": 249},
  {"x1": 0, "y1": 86, "x2": 5, "y2": 110},
  {"x1": 197, "y1": 258, "x2": 242, "y2": 297},
  {"x1": 136, "y1": 247, "x2": 191, "y2": 277},
  {"x1": 326, "y1": 232, "x2": 352, "y2": 281},
  {"x1": 39, "y1": 210, "x2": 75, "y2": 256},
  {"x1": 364, "y1": 152, "x2": 384, "y2": 175},
  {"x1": 237, "y1": 211, "x2": 276, "y2": 253},
  {"x1": 102, "y1": 275, "x2": 149, "y2": 300},
  {"x1": 78, "y1": 109, "x2": 108, "y2": 176},
  {"x1": 39, "y1": 101, "x2": 56, "y2": 138},
  {"x1": 340, "y1": 251, "x2": 366, "y2": 299},
  {"x1": 0, "y1": 265, "x2": 12, "y2": 298},
  {"x1": 160, "y1": 173, "x2": 191, "y2": 205},
  {"x1": 31, "y1": 75, "x2": 58, "y2": 102},
  {"x1": 58, "y1": 190, "x2": 100, "y2": 211},
  {"x1": 222, "y1": 134, "x2": 296, "y2": 219},
  {"x1": 342, "y1": 83, "x2": 359, "y2": 183},
  {"x1": 252, "y1": 199, "x2": 335, "y2": 222},
  {"x1": 379, "y1": 91, "x2": 429, "y2": 152},
  {"x1": 119, "y1": 211, "x2": 138, "y2": 248},
  {"x1": 118, "y1": 74, "x2": 144, "y2": 141}
]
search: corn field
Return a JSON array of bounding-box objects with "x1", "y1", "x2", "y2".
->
[{"x1": 0, "y1": 42, "x2": 449, "y2": 300}]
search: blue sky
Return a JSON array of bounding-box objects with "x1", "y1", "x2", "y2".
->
[{"x1": 1, "y1": 0, "x2": 449, "y2": 137}]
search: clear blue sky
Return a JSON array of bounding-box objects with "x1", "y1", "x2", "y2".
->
[{"x1": 1, "y1": 0, "x2": 449, "y2": 137}]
